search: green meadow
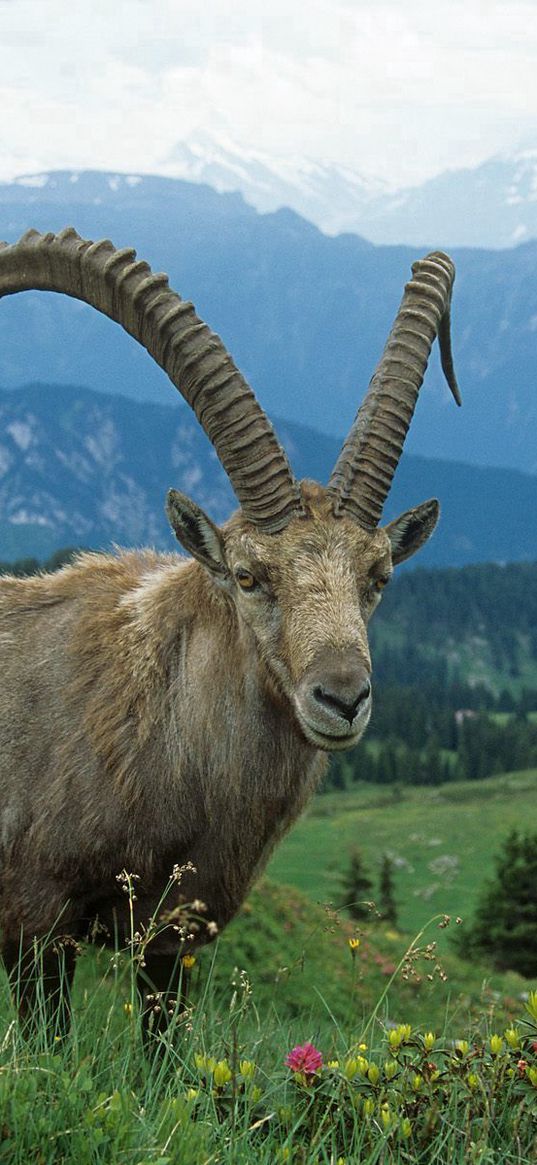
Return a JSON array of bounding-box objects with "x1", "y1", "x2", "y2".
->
[
  {"x1": 2, "y1": 771, "x2": 537, "y2": 1162},
  {"x1": 268, "y1": 769, "x2": 537, "y2": 944}
]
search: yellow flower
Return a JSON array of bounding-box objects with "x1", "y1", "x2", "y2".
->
[
  {"x1": 384, "y1": 1060, "x2": 398, "y2": 1080},
  {"x1": 327, "y1": 1059, "x2": 340, "y2": 1070},
  {"x1": 348, "y1": 937, "x2": 360, "y2": 951},
  {"x1": 468, "y1": 1073, "x2": 479, "y2": 1090},
  {"x1": 182, "y1": 954, "x2": 196, "y2": 969},
  {"x1": 239, "y1": 1059, "x2": 256, "y2": 1079},
  {"x1": 455, "y1": 1040, "x2": 469, "y2": 1057},
  {"x1": 358, "y1": 1042, "x2": 367, "y2": 1051},
  {"x1": 412, "y1": 1074, "x2": 422, "y2": 1092},
  {"x1": 363, "y1": 1097, "x2": 375, "y2": 1117},
  {"x1": 401, "y1": 1118, "x2": 412, "y2": 1139},
  {"x1": 505, "y1": 1027, "x2": 521, "y2": 1050},
  {"x1": 343, "y1": 1058, "x2": 360, "y2": 1079},
  {"x1": 490, "y1": 1034, "x2": 504, "y2": 1056},
  {"x1": 194, "y1": 1053, "x2": 207, "y2": 1072},
  {"x1": 381, "y1": 1104, "x2": 393, "y2": 1130},
  {"x1": 423, "y1": 1032, "x2": 436, "y2": 1051},
  {"x1": 213, "y1": 1060, "x2": 232, "y2": 1088},
  {"x1": 185, "y1": 1088, "x2": 199, "y2": 1102},
  {"x1": 527, "y1": 1067, "x2": 537, "y2": 1088},
  {"x1": 525, "y1": 991, "x2": 537, "y2": 1022},
  {"x1": 398, "y1": 1024, "x2": 412, "y2": 1042},
  {"x1": 388, "y1": 1029, "x2": 402, "y2": 1049},
  {"x1": 123, "y1": 1001, "x2": 133, "y2": 1017},
  {"x1": 356, "y1": 1056, "x2": 369, "y2": 1076},
  {"x1": 367, "y1": 1063, "x2": 380, "y2": 1086}
]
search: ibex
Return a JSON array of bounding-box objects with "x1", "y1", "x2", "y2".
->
[{"x1": 0, "y1": 230, "x2": 460, "y2": 1035}]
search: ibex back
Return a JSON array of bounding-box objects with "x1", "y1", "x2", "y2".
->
[{"x1": 0, "y1": 231, "x2": 460, "y2": 1036}]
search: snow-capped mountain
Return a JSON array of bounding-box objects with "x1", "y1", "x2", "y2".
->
[
  {"x1": 160, "y1": 134, "x2": 537, "y2": 249},
  {"x1": 8, "y1": 137, "x2": 537, "y2": 248},
  {"x1": 161, "y1": 132, "x2": 392, "y2": 236}
]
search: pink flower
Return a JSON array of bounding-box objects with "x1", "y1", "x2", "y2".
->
[{"x1": 285, "y1": 1042, "x2": 323, "y2": 1076}]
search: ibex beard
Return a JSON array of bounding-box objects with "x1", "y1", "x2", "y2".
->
[{"x1": 0, "y1": 231, "x2": 460, "y2": 1041}]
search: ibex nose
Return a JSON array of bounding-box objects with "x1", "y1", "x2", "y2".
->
[
  {"x1": 313, "y1": 678, "x2": 371, "y2": 726},
  {"x1": 295, "y1": 646, "x2": 372, "y2": 745}
]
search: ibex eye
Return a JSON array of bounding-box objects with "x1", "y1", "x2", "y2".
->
[{"x1": 236, "y1": 570, "x2": 257, "y2": 591}]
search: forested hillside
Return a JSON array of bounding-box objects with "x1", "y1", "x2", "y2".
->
[
  {"x1": 334, "y1": 561, "x2": 537, "y2": 789},
  {"x1": 372, "y1": 561, "x2": 537, "y2": 685}
]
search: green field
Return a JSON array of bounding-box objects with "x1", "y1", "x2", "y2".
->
[
  {"x1": 268, "y1": 770, "x2": 537, "y2": 948},
  {"x1": 2, "y1": 773, "x2": 537, "y2": 1162}
]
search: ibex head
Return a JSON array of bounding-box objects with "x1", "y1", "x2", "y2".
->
[{"x1": 0, "y1": 231, "x2": 460, "y2": 751}]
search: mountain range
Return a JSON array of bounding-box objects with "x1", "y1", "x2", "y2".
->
[
  {"x1": 0, "y1": 382, "x2": 535, "y2": 568},
  {"x1": 160, "y1": 135, "x2": 537, "y2": 250},
  {"x1": 0, "y1": 169, "x2": 537, "y2": 478}
]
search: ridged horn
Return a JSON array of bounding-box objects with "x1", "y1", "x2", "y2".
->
[
  {"x1": 328, "y1": 251, "x2": 461, "y2": 530},
  {"x1": 0, "y1": 228, "x2": 304, "y2": 533}
]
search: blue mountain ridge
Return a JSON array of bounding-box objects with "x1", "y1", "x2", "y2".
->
[
  {"x1": 0, "y1": 383, "x2": 534, "y2": 568},
  {"x1": 0, "y1": 170, "x2": 536, "y2": 476}
]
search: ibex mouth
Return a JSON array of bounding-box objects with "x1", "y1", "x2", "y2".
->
[
  {"x1": 297, "y1": 718, "x2": 366, "y2": 752},
  {"x1": 295, "y1": 703, "x2": 371, "y2": 752}
]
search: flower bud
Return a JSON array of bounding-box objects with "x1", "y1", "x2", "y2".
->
[
  {"x1": 505, "y1": 1027, "x2": 521, "y2": 1050},
  {"x1": 213, "y1": 1060, "x2": 232, "y2": 1088}
]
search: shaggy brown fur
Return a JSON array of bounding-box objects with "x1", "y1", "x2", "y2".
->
[{"x1": 0, "y1": 480, "x2": 434, "y2": 1032}]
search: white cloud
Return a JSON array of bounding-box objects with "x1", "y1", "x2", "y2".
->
[{"x1": 0, "y1": 0, "x2": 536, "y2": 185}]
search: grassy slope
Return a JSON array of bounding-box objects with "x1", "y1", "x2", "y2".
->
[
  {"x1": 2, "y1": 779, "x2": 536, "y2": 1163},
  {"x1": 267, "y1": 770, "x2": 537, "y2": 951}
]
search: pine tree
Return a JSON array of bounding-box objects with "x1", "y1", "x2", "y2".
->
[
  {"x1": 455, "y1": 830, "x2": 537, "y2": 977},
  {"x1": 339, "y1": 849, "x2": 374, "y2": 921},
  {"x1": 378, "y1": 854, "x2": 398, "y2": 925}
]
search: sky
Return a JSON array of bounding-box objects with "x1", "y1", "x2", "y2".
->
[{"x1": 1, "y1": 0, "x2": 537, "y2": 187}]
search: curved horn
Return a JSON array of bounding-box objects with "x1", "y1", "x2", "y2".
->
[
  {"x1": 328, "y1": 251, "x2": 461, "y2": 530},
  {"x1": 0, "y1": 228, "x2": 304, "y2": 533}
]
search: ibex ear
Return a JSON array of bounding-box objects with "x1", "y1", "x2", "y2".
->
[
  {"x1": 384, "y1": 498, "x2": 439, "y2": 565},
  {"x1": 166, "y1": 489, "x2": 228, "y2": 578}
]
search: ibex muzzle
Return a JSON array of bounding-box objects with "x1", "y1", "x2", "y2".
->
[
  {"x1": 298, "y1": 647, "x2": 372, "y2": 744},
  {"x1": 0, "y1": 230, "x2": 461, "y2": 1041}
]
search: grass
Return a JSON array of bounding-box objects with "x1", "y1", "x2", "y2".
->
[
  {"x1": 2, "y1": 773, "x2": 537, "y2": 1161},
  {"x1": 1, "y1": 885, "x2": 537, "y2": 1164}
]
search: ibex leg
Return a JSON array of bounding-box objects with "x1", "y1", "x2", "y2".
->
[{"x1": 2, "y1": 934, "x2": 77, "y2": 1040}]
